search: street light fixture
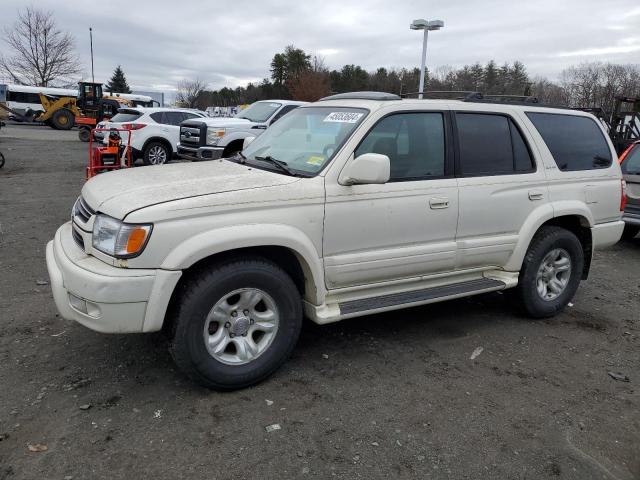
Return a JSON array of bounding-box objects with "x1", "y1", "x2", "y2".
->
[{"x1": 410, "y1": 18, "x2": 444, "y2": 99}]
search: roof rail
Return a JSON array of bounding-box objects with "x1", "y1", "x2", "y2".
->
[
  {"x1": 465, "y1": 94, "x2": 541, "y2": 105},
  {"x1": 402, "y1": 91, "x2": 480, "y2": 100},
  {"x1": 319, "y1": 91, "x2": 401, "y2": 101}
]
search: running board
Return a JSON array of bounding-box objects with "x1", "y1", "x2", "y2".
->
[{"x1": 338, "y1": 278, "x2": 505, "y2": 315}]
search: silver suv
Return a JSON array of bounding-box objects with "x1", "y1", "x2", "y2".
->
[{"x1": 46, "y1": 92, "x2": 625, "y2": 390}]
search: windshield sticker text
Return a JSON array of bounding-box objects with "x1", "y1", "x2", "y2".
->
[{"x1": 323, "y1": 112, "x2": 364, "y2": 123}]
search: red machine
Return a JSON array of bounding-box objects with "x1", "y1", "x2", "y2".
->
[{"x1": 87, "y1": 127, "x2": 133, "y2": 179}]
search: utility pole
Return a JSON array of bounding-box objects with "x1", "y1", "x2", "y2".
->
[{"x1": 89, "y1": 27, "x2": 95, "y2": 83}]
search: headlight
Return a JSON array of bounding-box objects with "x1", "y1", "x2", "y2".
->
[
  {"x1": 206, "y1": 128, "x2": 225, "y2": 145},
  {"x1": 92, "y1": 214, "x2": 152, "y2": 258}
]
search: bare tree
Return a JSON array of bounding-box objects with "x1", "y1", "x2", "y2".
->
[
  {"x1": 0, "y1": 7, "x2": 81, "y2": 86},
  {"x1": 175, "y1": 78, "x2": 208, "y2": 108}
]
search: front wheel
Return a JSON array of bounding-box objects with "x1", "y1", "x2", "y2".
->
[
  {"x1": 515, "y1": 226, "x2": 584, "y2": 318},
  {"x1": 78, "y1": 126, "x2": 91, "y2": 142},
  {"x1": 169, "y1": 257, "x2": 302, "y2": 390}
]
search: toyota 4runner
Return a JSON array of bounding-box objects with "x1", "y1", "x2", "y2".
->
[{"x1": 46, "y1": 91, "x2": 625, "y2": 390}]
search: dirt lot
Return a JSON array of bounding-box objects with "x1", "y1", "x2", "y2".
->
[{"x1": 0, "y1": 123, "x2": 638, "y2": 480}]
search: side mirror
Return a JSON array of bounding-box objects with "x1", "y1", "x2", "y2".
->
[
  {"x1": 243, "y1": 136, "x2": 256, "y2": 150},
  {"x1": 339, "y1": 153, "x2": 390, "y2": 185}
]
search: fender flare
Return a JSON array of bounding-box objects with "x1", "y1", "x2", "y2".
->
[
  {"x1": 504, "y1": 202, "x2": 593, "y2": 271},
  {"x1": 161, "y1": 223, "x2": 326, "y2": 304}
]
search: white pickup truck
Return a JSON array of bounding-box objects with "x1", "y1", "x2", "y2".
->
[{"x1": 177, "y1": 100, "x2": 306, "y2": 160}]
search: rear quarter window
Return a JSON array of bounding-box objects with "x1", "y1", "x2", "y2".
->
[
  {"x1": 526, "y1": 112, "x2": 612, "y2": 171},
  {"x1": 110, "y1": 111, "x2": 142, "y2": 123}
]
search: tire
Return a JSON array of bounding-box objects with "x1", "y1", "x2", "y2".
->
[
  {"x1": 621, "y1": 225, "x2": 639, "y2": 241},
  {"x1": 0, "y1": 151, "x2": 5, "y2": 169},
  {"x1": 143, "y1": 141, "x2": 170, "y2": 165},
  {"x1": 51, "y1": 108, "x2": 74, "y2": 130},
  {"x1": 78, "y1": 126, "x2": 91, "y2": 142},
  {"x1": 515, "y1": 226, "x2": 584, "y2": 319},
  {"x1": 169, "y1": 257, "x2": 303, "y2": 390},
  {"x1": 222, "y1": 142, "x2": 243, "y2": 158}
]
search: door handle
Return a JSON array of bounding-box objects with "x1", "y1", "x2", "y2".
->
[
  {"x1": 429, "y1": 197, "x2": 450, "y2": 209},
  {"x1": 528, "y1": 190, "x2": 544, "y2": 201}
]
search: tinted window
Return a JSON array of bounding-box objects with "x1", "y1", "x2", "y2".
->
[
  {"x1": 526, "y1": 113, "x2": 612, "y2": 171},
  {"x1": 110, "y1": 111, "x2": 143, "y2": 122},
  {"x1": 182, "y1": 112, "x2": 202, "y2": 120},
  {"x1": 271, "y1": 105, "x2": 299, "y2": 124},
  {"x1": 622, "y1": 144, "x2": 640, "y2": 175},
  {"x1": 149, "y1": 112, "x2": 165, "y2": 123},
  {"x1": 164, "y1": 111, "x2": 186, "y2": 125},
  {"x1": 355, "y1": 112, "x2": 446, "y2": 181},
  {"x1": 456, "y1": 113, "x2": 533, "y2": 176}
]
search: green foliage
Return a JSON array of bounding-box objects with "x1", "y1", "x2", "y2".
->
[{"x1": 105, "y1": 65, "x2": 131, "y2": 94}]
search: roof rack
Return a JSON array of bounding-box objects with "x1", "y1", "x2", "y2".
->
[
  {"x1": 401, "y1": 91, "x2": 480, "y2": 100},
  {"x1": 465, "y1": 94, "x2": 541, "y2": 105},
  {"x1": 319, "y1": 91, "x2": 401, "y2": 101}
]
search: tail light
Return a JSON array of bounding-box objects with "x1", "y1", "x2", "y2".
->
[
  {"x1": 122, "y1": 123, "x2": 146, "y2": 130},
  {"x1": 620, "y1": 179, "x2": 627, "y2": 211}
]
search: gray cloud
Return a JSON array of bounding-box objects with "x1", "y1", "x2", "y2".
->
[{"x1": 1, "y1": 0, "x2": 638, "y2": 96}]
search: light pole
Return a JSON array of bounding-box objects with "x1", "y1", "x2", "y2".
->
[{"x1": 410, "y1": 19, "x2": 444, "y2": 99}]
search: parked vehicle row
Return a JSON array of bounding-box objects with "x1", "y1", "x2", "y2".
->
[
  {"x1": 47, "y1": 91, "x2": 626, "y2": 390},
  {"x1": 620, "y1": 140, "x2": 640, "y2": 239}
]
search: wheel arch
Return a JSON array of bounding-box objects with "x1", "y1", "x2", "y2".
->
[
  {"x1": 160, "y1": 224, "x2": 325, "y2": 305},
  {"x1": 506, "y1": 205, "x2": 593, "y2": 279},
  {"x1": 142, "y1": 136, "x2": 174, "y2": 157}
]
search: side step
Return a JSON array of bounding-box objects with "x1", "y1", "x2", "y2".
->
[{"x1": 338, "y1": 278, "x2": 505, "y2": 315}]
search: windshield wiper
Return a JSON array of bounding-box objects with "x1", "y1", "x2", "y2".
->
[{"x1": 254, "y1": 155, "x2": 297, "y2": 176}]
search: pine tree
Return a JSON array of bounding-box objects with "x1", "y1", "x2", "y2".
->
[{"x1": 105, "y1": 65, "x2": 131, "y2": 94}]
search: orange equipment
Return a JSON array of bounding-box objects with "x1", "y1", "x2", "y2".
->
[{"x1": 87, "y1": 127, "x2": 133, "y2": 179}]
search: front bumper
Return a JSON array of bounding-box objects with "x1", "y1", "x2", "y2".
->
[
  {"x1": 177, "y1": 144, "x2": 224, "y2": 161},
  {"x1": 46, "y1": 222, "x2": 181, "y2": 333}
]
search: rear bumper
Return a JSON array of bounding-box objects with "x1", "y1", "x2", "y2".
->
[
  {"x1": 591, "y1": 220, "x2": 625, "y2": 248},
  {"x1": 622, "y1": 210, "x2": 640, "y2": 227},
  {"x1": 177, "y1": 144, "x2": 224, "y2": 161}
]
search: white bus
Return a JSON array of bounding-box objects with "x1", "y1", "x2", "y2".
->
[{"x1": 2, "y1": 84, "x2": 155, "y2": 118}]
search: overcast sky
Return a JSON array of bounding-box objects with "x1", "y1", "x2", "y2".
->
[{"x1": 1, "y1": 0, "x2": 639, "y2": 95}]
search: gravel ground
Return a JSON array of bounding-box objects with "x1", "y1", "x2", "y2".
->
[{"x1": 0, "y1": 124, "x2": 638, "y2": 480}]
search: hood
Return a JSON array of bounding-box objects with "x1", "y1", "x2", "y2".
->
[
  {"x1": 82, "y1": 160, "x2": 299, "y2": 219},
  {"x1": 186, "y1": 117, "x2": 254, "y2": 128}
]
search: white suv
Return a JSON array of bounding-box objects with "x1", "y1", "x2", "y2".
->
[
  {"x1": 96, "y1": 107, "x2": 206, "y2": 165},
  {"x1": 46, "y1": 91, "x2": 625, "y2": 390}
]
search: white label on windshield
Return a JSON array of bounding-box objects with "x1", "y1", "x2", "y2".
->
[
  {"x1": 324, "y1": 112, "x2": 363, "y2": 123},
  {"x1": 269, "y1": 103, "x2": 280, "y2": 107}
]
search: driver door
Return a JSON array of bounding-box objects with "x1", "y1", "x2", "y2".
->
[{"x1": 323, "y1": 111, "x2": 458, "y2": 289}]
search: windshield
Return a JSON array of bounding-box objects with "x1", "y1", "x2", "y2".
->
[
  {"x1": 622, "y1": 144, "x2": 640, "y2": 174},
  {"x1": 236, "y1": 102, "x2": 281, "y2": 123},
  {"x1": 110, "y1": 110, "x2": 142, "y2": 122},
  {"x1": 242, "y1": 107, "x2": 368, "y2": 175}
]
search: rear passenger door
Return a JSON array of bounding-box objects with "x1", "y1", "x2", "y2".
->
[{"x1": 454, "y1": 111, "x2": 547, "y2": 270}]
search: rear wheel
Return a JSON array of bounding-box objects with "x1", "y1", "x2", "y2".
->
[
  {"x1": 515, "y1": 226, "x2": 583, "y2": 318},
  {"x1": 0, "y1": 151, "x2": 5, "y2": 169},
  {"x1": 78, "y1": 126, "x2": 91, "y2": 142},
  {"x1": 51, "y1": 108, "x2": 74, "y2": 130},
  {"x1": 143, "y1": 141, "x2": 170, "y2": 165},
  {"x1": 169, "y1": 257, "x2": 302, "y2": 390},
  {"x1": 621, "y1": 225, "x2": 639, "y2": 240}
]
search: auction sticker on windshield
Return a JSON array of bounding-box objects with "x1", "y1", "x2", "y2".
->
[{"x1": 324, "y1": 112, "x2": 364, "y2": 123}]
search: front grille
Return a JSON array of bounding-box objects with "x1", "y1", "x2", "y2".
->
[
  {"x1": 73, "y1": 196, "x2": 95, "y2": 224},
  {"x1": 72, "y1": 227, "x2": 85, "y2": 250},
  {"x1": 180, "y1": 122, "x2": 205, "y2": 146}
]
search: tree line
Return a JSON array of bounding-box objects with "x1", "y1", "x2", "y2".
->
[{"x1": 187, "y1": 45, "x2": 640, "y2": 114}]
